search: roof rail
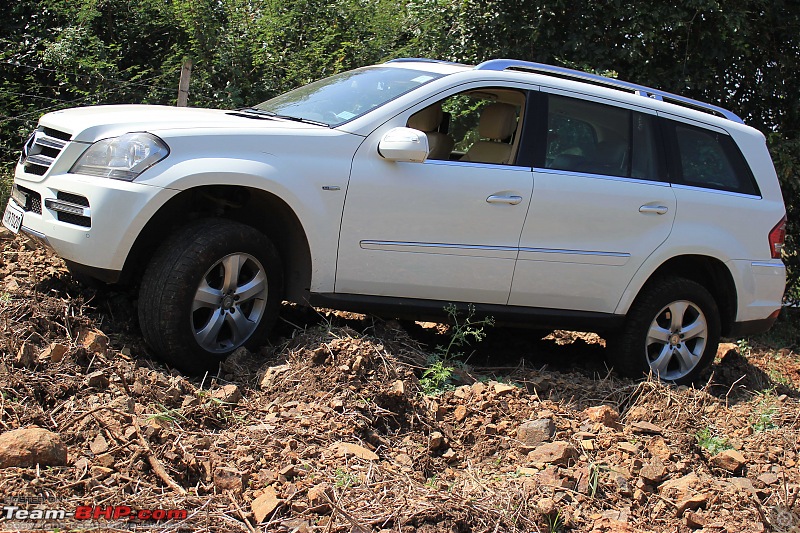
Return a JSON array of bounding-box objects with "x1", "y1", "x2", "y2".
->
[{"x1": 474, "y1": 59, "x2": 743, "y2": 124}]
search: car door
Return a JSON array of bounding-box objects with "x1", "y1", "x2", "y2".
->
[
  {"x1": 336, "y1": 87, "x2": 534, "y2": 305},
  {"x1": 509, "y1": 90, "x2": 677, "y2": 313}
]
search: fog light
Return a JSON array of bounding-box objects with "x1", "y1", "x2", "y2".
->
[{"x1": 44, "y1": 198, "x2": 90, "y2": 217}]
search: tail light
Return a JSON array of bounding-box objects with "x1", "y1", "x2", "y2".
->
[{"x1": 768, "y1": 216, "x2": 786, "y2": 259}]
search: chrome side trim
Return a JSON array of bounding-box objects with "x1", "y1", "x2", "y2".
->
[
  {"x1": 518, "y1": 247, "x2": 629, "y2": 257},
  {"x1": 533, "y1": 167, "x2": 671, "y2": 186},
  {"x1": 359, "y1": 240, "x2": 630, "y2": 264},
  {"x1": 518, "y1": 247, "x2": 630, "y2": 266},
  {"x1": 361, "y1": 240, "x2": 518, "y2": 252},
  {"x1": 360, "y1": 240, "x2": 517, "y2": 259},
  {"x1": 670, "y1": 184, "x2": 762, "y2": 200}
]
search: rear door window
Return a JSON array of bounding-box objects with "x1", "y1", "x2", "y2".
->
[{"x1": 543, "y1": 94, "x2": 661, "y2": 181}]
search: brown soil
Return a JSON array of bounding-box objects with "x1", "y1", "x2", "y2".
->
[{"x1": 1, "y1": 228, "x2": 800, "y2": 533}]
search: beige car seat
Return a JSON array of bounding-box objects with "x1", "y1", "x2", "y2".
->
[
  {"x1": 461, "y1": 103, "x2": 518, "y2": 164},
  {"x1": 407, "y1": 103, "x2": 454, "y2": 160}
]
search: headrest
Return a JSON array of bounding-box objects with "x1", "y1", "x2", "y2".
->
[
  {"x1": 479, "y1": 103, "x2": 517, "y2": 140},
  {"x1": 408, "y1": 103, "x2": 443, "y2": 132}
]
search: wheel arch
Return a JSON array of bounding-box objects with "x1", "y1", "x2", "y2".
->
[
  {"x1": 121, "y1": 184, "x2": 313, "y2": 303},
  {"x1": 623, "y1": 255, "x2": 738, "y2": 336}
]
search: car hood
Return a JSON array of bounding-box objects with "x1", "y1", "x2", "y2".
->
[{"x1": 38, "y1": 104, "x2": 322, "y2": 143}]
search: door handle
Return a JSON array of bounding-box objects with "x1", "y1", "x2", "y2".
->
[
  {"x1": 639, "y1": 205, "x2": 669, "y2": 215},
  {"x1": 486, "y1": 195, "x2": 523, "y2": 205}
]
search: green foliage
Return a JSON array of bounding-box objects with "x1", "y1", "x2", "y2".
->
[
  {"x1": 334, "y1": 466, "x2": 359, "y2": 488},
  {"x1": 751, "y1": 389, "x2": 779, "y2": 432},
  {"x1": 419, "y1": 357, "x2": 456, "y2": 396},
  {"x1": 544, "y1": 509, "x2": 565, "y2": 533},
  {"x1": 146, "y1": 403, "x2": 188, "y2": 426},
  {"x1": 420, "y1": 304, "x2": 494, "y2": 396},
  {"x1": 587, "y1": 462, "x2": 609, "y2": 499},
  {"x1": 436, "y1": 303, "x2": 495, "y2": 360},
  {"x1": 736, "y1": 338, "x2": 752, "y2": 357},
  {"x1": 695, "y1": 427, "x2": 732, "y2": 455},
  {"x1": 0, "y1": 169, "x2": 12, "y2": 211}
]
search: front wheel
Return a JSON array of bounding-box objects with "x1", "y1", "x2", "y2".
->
[
  {"x1": 138, "y1": 219, "x2": 283, "y2": 373},
  {"x1": 608, "y1": 277, "x2": 720, "y2": 384}
]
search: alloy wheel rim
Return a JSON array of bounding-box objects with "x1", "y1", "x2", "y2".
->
[
  {"x1": 645, "y1": 300, "x2": 708, "y2": 381},
  {"x1": 191, "y1": 253, "x2": 268, "y2": 353}
]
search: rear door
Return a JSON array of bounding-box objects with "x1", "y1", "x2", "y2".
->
[{"x1": 509, "y1": 90, "x2": 676, "y2": 313}]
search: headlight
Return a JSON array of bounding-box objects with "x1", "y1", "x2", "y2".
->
[{"x1": 71, "y1": 133, "x2": 169, "y2": 181}]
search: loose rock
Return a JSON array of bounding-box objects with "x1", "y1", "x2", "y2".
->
[
  {"x1": 212, "y1": 384, "x2": 242, "y2": 404},
  {"x1": 329, "y1": 441, "x2": 379, "y2": 461},
  {"x1": 307, "y1": 483, "x2": 333, "y2": 513},
  {"x1": 527, "y1": 441, "x2": 577, "y2": 466},
  {"x1": 710, "y1": 449, "x2": 746, "y2": 472},
  {"x1": 15, "y1": 342, "x2": 37, "y2": 368},
  {"x1": 0, "y1": 427, "x2": 67, "y2": 468},
  {"x1": 252, "y1": 486, "x2": 282, "y2": 523},
  {"x1": 39, "y1": 342, "x2": 68, "y2": 363},
  {"x1": 639, "y1": 459, "x2": 666, "y2": 484},
  {"x1": 517, "y1": 418, "x2": 556, "y2": 448},
  {"x1": 214, "y1": 466, "x2": 247, "y2": 494},
  {"x1": 584, "y1": 405, "x2": 620, "y2": 428}
]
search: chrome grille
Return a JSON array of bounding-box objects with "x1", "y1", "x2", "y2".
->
[{"x1": 20, "y1": 127, "x2": 70, "y2": 176}]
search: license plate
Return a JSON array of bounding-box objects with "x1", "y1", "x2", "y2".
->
[{"x1": 2, "y1": 200, "x2": 24, "y2": 234}]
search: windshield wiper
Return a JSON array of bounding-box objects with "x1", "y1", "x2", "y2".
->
[
  {"x1": 269, "y1": 114, "x2": 329, "y2": 127},
  {"x1": 234, "y1": 108, "x2": 329, "y2": 127}
]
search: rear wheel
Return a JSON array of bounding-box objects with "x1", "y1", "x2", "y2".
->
[
  {"x1": 608, "y1": 277, "x2": 720, "y2": 384},
  {"x1": 138, "y1": 219, "x2": 282, "y2": 373}
]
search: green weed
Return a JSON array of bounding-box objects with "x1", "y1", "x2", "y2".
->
[
  {"x1": 736, "y1": 338, "x2": 752, "y2": 357},
  {"x1": 751, "y1": 388, "x2": 780, "y2": 432},
  {"x1": 420, "y1": 357, "x2": 457, "y2": 395},
  {"x1": 334, "y1": 467, "x2": 359, "y2": 489},
  {"x1": 146, "y1": 403, "x2": 187, "y2": 426},
  {"x1": 544, "y1": 509, "x2": 565, "y2": 533},
  {"x1": 420, "y1": 304, "x2": 494, "y2": 396},
  {"x1": 695, "y1": 427, "x2": 732, "y2": 455}
]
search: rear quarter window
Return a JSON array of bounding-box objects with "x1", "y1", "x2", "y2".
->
[{"x1": 669, "y1": 121, "x2": 760, "y2": 196}]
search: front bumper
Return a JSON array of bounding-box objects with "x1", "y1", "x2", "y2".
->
[{"x1": 12, "y1": 164, "x2": 176, "y2": 273}]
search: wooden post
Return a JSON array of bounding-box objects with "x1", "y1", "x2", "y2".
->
[{"x1": 177, "y1": 58, "x2": 192, "y2": 107}]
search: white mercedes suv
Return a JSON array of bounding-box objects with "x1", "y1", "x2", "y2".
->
[{"x1": 3, "y1": 58, "x2": 787, "y2": 383}]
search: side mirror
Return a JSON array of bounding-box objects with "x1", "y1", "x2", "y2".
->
[{"x1": 378, "y1": 127, "x2": 429, "y2": 162}]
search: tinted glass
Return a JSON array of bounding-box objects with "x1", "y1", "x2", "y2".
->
[
  {"x1": 543, "y1": 94, "x2": 660, "y2": 181},
  {"x1": 673, "y1": 122, "x2": 758, "y2": 195}
]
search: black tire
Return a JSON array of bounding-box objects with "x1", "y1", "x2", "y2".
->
[
  {"x1": 138, "y1": 219, "x2": 283, "y2": 373},
  {"x1": 608, "y1": 277, "x2": 720, "y2": 385}
]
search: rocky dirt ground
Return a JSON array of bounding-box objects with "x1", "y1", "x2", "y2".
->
[{"x1": 1, "y1": 227, "x2": 800, "y2": 533}]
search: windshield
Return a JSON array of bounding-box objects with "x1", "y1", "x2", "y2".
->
[{"x1": 254, "y1": 67, "x2": 444, "y2": 127}]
